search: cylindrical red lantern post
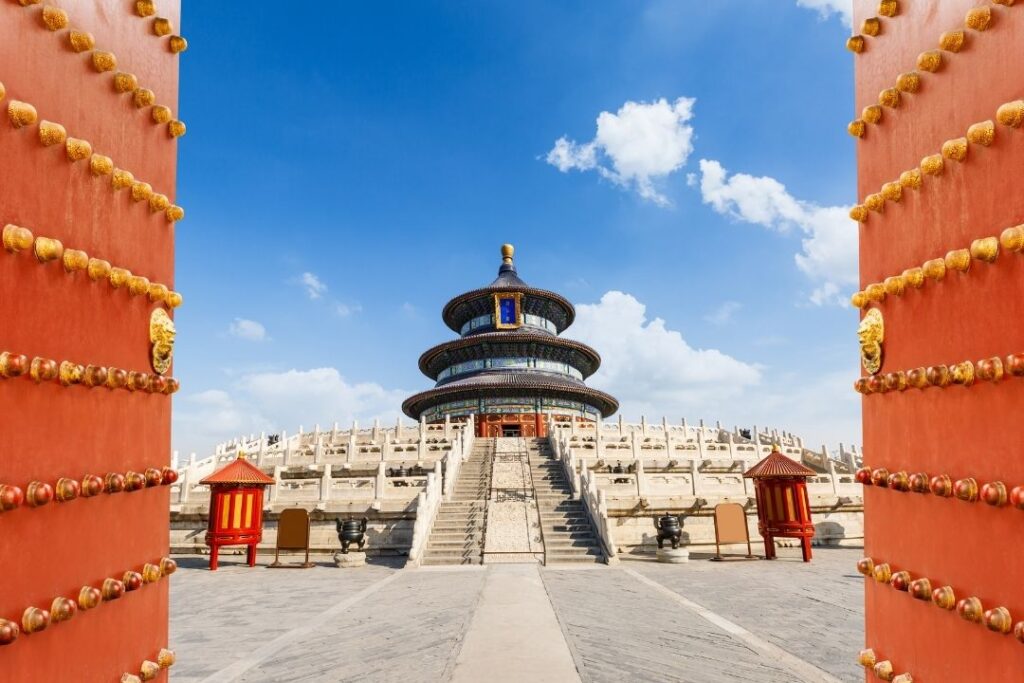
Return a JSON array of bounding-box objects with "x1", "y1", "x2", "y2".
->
[
  {"x1": 743, "y1": 448, "x2": 816, "y2": 562},
  {"x1": 199, "y1": 453, "x2": 275, "y2": 570}
]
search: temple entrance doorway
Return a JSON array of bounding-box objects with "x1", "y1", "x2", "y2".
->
[{"x1": 502, "y1": 425, "x2": 522, "y2": 437}]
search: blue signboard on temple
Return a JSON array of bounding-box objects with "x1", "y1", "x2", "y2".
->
[
  {"x1": 499, "y1": 297, "x2": 517, "y2": 325},
  {"x1": 494, "y1": 292, "x2": 521, "y2": 329}
]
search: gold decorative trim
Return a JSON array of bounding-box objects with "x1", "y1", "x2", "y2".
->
[
  {"x1": 997, "y1": 100, "x2": 1024, "y2": 128},
  {"x1": 41, "y1": 6, "x2": 69, "y2": 31},
  {"x1": 153, "y1": 17, "x2": 173, "y2": 36},
  {"x1": 855, "y1": 353, "x2": 1024, "y2": 394},
  {"x1": 88, "y1": 154, "x2": 112, "y2": 176},
  {"x1": 7, "y1": 100, "x2": 37, "y2": 129},
  {"x1": 2, "y1": 224, "x2": 34, "y2": 253},
  {"x1": 1, "y1": 348, "x2": 180, "y2": 394},
  {"x1": 862, "y1": 105, "x2": 882, "y2": 124},
  {"x1": 3, "y1": 223, "x2": 180, "y2": 307},
  {"x1": 493, "y1": 292, "x2": 524, "y2": 330},
  {"x1": 112, "y1": 168, "x2": 135, "y2": 190},
  {"x1": 857, "y1": 309, "x2": 884, "y2": 375},
  {"x1": 33, "y1": 236, "x2": 63, "y2": 263},
  {"x1": 855, "y1": 101, "x2": 1024, "y2": 219},
  {"x1": 916, "y1": 50, "x2": 942, "y2": 73},
  {"x1": 68, "y1": 30, "x2": 95, "y2": 53},
  {"x1": 898, "y1": 168, "x2": 922, "y2": 189},
  {"x1": 13, "y1": 6, "x2": 185, "y2": 141},
  {"x1": 846, "y1": 9, "x2": 1011, "y2": 138},
  {"x1": 114, "y1": 72, "x2": 139, "y2": 93},
  {"x1": 131, "y1": 181, "x2": 154, "y2": 202},
  {"x1": 939, "y1": 30, "x2": 965, "y2": 53},
  {"x1": 66, "y1": 137, "x2": 92, "y2": 161},
  {"x1": 5, "y1": 97, "x2": 181, "y2": 221},
  {"x1": 852, "y1": 227, "x2": 1018, "y2": 308},
  {"x1": 151, "y1": 105, "x2": 172, "y2": 124},
  {"x1": 941, "y1": 137, "x2": 968, "y2": 162},
  {"x1": 92, "y1": 51, "x2": 118, "y2": 73},
  {"x1": 853, "y1": 554, "x2": 1022, "y2": 652},
  {"x1": 966, "y1": 120, "x2": 994, "y2": 146},
  {"x1": 895, "y1": 71, "x2": 920, "y2": 93},
  {"x1": 150, "y1": 309, "x2": 175, "y2": 374},
  {"x1": 0, "y1": 557, "x2": 178, "y2": 650},
  {"x1": 132, "y1": 88, "x2": 156, "y2": 108},
  {"x1": 878, "y1": 87, "x2": 900, "y2": 108},
  {"x1": 965, "y1": 6, "x2": 993, "y2": 31},
  {"x1": 38, "y1": 120, "x2": 66, "y2": 146}
]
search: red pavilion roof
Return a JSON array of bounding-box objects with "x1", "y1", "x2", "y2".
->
[
  {"x1": 743, "y1": 449, "x2": 816, "y2": 479},
  {"x1": 200, "y1": 454, "x2": 275, "y2": 486}
]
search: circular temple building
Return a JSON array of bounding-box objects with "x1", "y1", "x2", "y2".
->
[{"x1": 403, "y1": 244, "x2": 618, "y2": 437}]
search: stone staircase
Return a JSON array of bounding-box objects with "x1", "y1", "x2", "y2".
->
[
  {"x1": 527, "y1": 438, "x2": 604, "y2": 564},
  {"x1": 421, "y1": 440, "x2": 493, "y2": 566}
]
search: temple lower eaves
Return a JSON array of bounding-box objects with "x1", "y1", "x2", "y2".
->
[{"x1": 402, "y1": 244, "x2": 618, "y2": 438}]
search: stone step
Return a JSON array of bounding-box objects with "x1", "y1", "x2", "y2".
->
[
  {"x1": 544, "y1": 539, "x2": 599, "y2": 550},
  {"x1": 542, "y1": 529, "x2": 595, "y2": 539},
  {"x1": 541, "y1": 517, "x2": 588, "y2": 526},
  {"x1": 421, "y1": 556, "x2": 481, "y2": 566},
  {"x1": 426, "y1": 540, "x2": 484, "y2": 549},
  {"x1": 544, "y1": 554, "x2": 603, "y2": 564},
  {"x1": 422, "y1": 550, "x2": 482, "y2": 558}
]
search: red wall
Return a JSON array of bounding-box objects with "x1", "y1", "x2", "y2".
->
[
  {"x1": 855, "y1": 1, "x2": 1024, "y2": 679},
  {"x1": 0, "y1": 1, "x2": 180, "y2": 679}
]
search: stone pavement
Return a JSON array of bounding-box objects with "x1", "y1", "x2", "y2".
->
[{"x1": 170, "y1": 547, "x2": 863, "y2": 682}]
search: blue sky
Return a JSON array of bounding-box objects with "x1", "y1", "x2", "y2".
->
[{"x1": 172, "y1": 0, "x2": 860, "y2": 457}]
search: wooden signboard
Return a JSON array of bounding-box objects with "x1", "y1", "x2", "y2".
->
[
  {"x1": 711, "y1": 503, "x2": 754, "y2": 560},
  {"x1": 269, "y1": 508, "x2": 314, "y2": 568}
]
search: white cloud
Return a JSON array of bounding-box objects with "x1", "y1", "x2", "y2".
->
[
  {"x1": 228, "y1": 318, "x2": 268, "y2": 341},
  {"x1": 570, "y1": 291, "x2": 860, "y2": 449},
  {"x1": 298, "y1": 272, "x2": 327, "y2": 300},
  {"x1": 795, "y1": 0, "x2": 852, "y2": 26},
  {"x1": 572, "y1": 291, "x2": 761, "y2": 417},
  {"x1": 172, "y1": 368, "x2": 408, "y2": 457},
  {"x1": 704, "y1": 301, "x2": 741, "y2": 326},
  {"x1": 697, "y1": 159, "x2": 857, "y2": 305},
  {"x1": 546, "y1": 97, "x2": 696, "y2": 206},
  {"x1": 335, "y1": 302, "x2": 361, "y2": 317}
]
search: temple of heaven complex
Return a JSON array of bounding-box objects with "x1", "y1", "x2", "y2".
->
[{"x1": 402, "y1": 245, "x2": 618, "y2": 438}]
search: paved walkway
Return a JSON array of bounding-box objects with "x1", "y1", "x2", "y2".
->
[
  {"x1": 450, "y1": 564, "x2": 580, "y2": 682},
  {"x1": 170, "y1": 548, "x2": 863, "y2": 683}
]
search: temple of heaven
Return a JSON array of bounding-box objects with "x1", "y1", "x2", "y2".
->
[{"x1": 402, "y1": 244, "x2": 618, "y2": 438}]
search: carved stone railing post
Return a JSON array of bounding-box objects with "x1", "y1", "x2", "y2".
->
[
  {"x1": 320, "y1": 464, "x2": 332, "y2": 503},
  {"x1": 373, "y1": 462, "x2": 386, "y2": 510}
]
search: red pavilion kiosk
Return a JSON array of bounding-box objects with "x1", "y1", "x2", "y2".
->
[
  {"x1": 744, "y1": 448, "x2": 816, "y2": 562},
  {"x1": 200, "y1": 453, "x2": 274, "y2": 570}
]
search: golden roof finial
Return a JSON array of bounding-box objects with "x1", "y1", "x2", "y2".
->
[
  {"x1": 501, "y1": 243, "x2": 514, "y2": 265},
  {"x1": 236, "y1": 450, "x2": 247, "y2": 461}
]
